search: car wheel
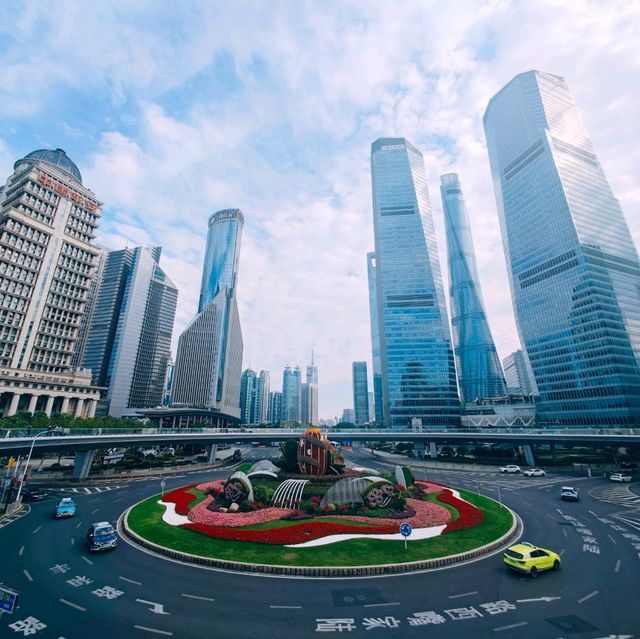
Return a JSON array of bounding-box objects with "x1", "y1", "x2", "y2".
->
[
  {"x1": 530, "y1": 566, "x2": 538, "y2": 578},
  {"x1": 553, "y1": 560, "x2": 560, "y2": 570}
]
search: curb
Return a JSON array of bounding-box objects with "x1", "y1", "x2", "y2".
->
[
  {"x1": 0, "y1": 504, "x2": 30, "y2": 528},
  {"x1": 120, "y1": 495, "x2": 522, "y2": 578}
]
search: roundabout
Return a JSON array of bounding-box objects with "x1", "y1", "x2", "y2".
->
[{"x1": 2, "y1": 446, "x2": 639, "y2": 638}]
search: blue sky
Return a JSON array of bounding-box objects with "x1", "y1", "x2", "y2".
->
[{"x1": 1, "y1": 1, "x2": 639, "y2": 418}]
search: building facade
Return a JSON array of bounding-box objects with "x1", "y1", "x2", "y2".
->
[
  {"x1": 484, "y1": 71, "x2": 640, "y2": 427},
  {"x1": 300, "y1": 357, "x2": 318, "y2": 425},
  {"x1": 268, "y1": 391, "x2": 282, "y2": 424},
  {"x1": 257, "y1": 370, "x2": 270, "y2": 423},
  {"x1": 502, "y1": 349, "x2": 538, "y2": 396},
  {"x1": 370, "y1": 138, "x2": 460, "y2": 428},
  {"x1": 239, "y1": 368, "x2": 258, "y2": 424},
  {"x1": 281, "y1": 365, "x2": 301, "y2": 422},
  {"x1": 0, "y1": 148, "x2": 102, "y2": 417},
  {"x1": 172, "y1": 209, "x2": 244, "y2": 418},
  {"x1": 352, "y1": 361, "x2": 369, "y2": 425},
  {"x1": 366, "y1": 252, "x2": 384, "y2": 422},
  {"x1": 441, "y1": 173, "x2": 506, "y2": 403},
  {"x1": 81, "y1": 246, "x2": 178, "y2": 417}
]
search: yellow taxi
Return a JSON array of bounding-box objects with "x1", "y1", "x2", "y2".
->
[{"x1": 503, "y1": 542, "x2": 561, "y2": 577}]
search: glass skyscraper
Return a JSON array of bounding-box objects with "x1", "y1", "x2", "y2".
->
[
  {"x1": 440, "y1": 173, "x2": 506, "y2": 403},
  {"x1": 484, "y1": 70, "x2": 640, "y2": 426},
  {"x1": 172, "y1": 209, "x2": 244, "y2": 417},
  {"x1": 367, "y1": 252, "x2": 384, "y2": 422},
  {"x1": 352, "y1": 361, "x2": 369, "y2": 425},
  {"x1": 370, "y1": 138, "x2": 460, "y2": 429}
]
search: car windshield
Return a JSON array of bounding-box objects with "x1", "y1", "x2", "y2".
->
[
  {"x1": 95, "y1": 526, "x2": 114, "y2": 537},
  {"x1": 504, "y1": 549, "x2": 524, "y2": 559}
]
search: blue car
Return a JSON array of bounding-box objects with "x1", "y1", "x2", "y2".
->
[
  {"x1": 55, "y1": 497, "x2": 76, "y2": 518},
  {"x1": 86, "y1": 522, "x2": 117, "y2": 552}
]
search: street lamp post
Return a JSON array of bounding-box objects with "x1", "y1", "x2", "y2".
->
[{"x1": 14, "y1": 427, "x2": 60, "y2": 504}]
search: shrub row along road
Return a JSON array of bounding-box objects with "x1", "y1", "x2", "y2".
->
[{"x1": 1, "y1": 449, "x2": 639, "y2": 638}]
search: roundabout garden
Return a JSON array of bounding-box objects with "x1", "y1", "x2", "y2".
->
[{"x1": 124, "y1": 429, "x2": 518, "y2": 574}]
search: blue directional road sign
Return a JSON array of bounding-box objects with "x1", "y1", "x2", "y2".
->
[
  {"x1": 399, "y1": 522, "x2": 412, "y2": 537},
  {"x1": 0, "y1": 585, "x2": 19, "y2": 614}
]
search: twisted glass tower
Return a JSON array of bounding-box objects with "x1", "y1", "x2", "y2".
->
[
  {"x1": 484, "y1": 70, "x2": 640, "y2": 426},
  {"x1": 441, "y1": 173, "x2": 506, "y2": 402},
  {"x1": 370, "y1": 138, "x2": 460, "y2": 428}
]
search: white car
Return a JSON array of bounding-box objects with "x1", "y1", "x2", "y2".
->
[
  {"x1": 524, "y1": 468, "x2": 546, "y2": 477},
  {"x1": 610, "y1": 473, "x2": 632, "y2": 482},
  {"x1": 499, "y1": 465, "x2": 522, "y2": 474}
]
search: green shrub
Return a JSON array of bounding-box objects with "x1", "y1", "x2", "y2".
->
[{"x1": 402, "y1": 466, "x2": 415, "y2": 487}]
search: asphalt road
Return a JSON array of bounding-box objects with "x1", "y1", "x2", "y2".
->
[{"x1": 1, "y1": 447, "x2": 639, "y2": 639}]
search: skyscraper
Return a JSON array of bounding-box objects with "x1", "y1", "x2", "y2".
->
[
  {"x1": 239, "y1": 368, "x2": 258, "y2": 424},
  {"x1": 257, "y1": 370, "x2": 271, "y2": 423},
  {"x1": 82, "y1": 246, "x2": 178, "y2": 416},
  {"x1": 301, "y1": 356, "x2": 318, "y2": 425},
  {"x1": 0, "y1": 148, "x2": 102, "y2": 417},
  {"x1": 440, "y1": 173, "x2": 506, "y2": 403},
  {"x1": 502, "y1": 349, "x2": 538, "y2": 396},
  {"x1": 281, "y1": 365, "x2": 301, "y2": 422},
  {"x1": 268, "y1": 391, "x2": 282, "y2": 424},
  {"x1": 484, "y1": 70, "x2": 640, "y2": 426},
  {"x1": 370, "y1": 138, "x2": 460, "y2": 429},
  {"x1": 172, "y1": 209, "x2": 244, "y2": 417},
  {"x1": 366, "y1": 252, "x2": 383, "y2": 422},
  {"x1": 352, "y1": 361, "x2": 369, "y2": 425}
]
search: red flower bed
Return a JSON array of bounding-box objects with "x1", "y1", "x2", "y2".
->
[
  {"x1": 162, "y1": 484, "x2": 199, "y2": 515},
  {"x1": 436, "y1": 489, "x2": 484, "y2": 533},
  {"x1": 184, "y1": 518, "x2": 399, "y2": 545}
]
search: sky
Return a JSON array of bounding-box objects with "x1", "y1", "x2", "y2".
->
[{"x1": 1, "y1": 1, "x2": 639, "y2": 419}]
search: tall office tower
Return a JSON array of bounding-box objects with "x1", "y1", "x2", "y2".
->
[
  {"x1": 502, "y1": 349, "x2": 538, "y2": 396},
  {"x1": 368, "y1": 392, "x2": 375, "y2": 422},
  {"x1": 0, "y1": 148, "x2": 102, "y2": 417},
  {"x1": 366, "y1": 252, "x2": 384, "y2": 422},
  {"x1": 162, "y1": 359, "x2": 174, "y2": 405},
  {"x1": 440, "y1": 173, "x2": 507, "y2": 403},
  {"x1": 172, "y1": 209, "x2": 244, "y2": 418},
  {"x1": 484, "y1": 71, "x2": 640, "y2": 426},
  {"x1": 352, "y1": 361, "x2": 369, "y2": 425},
  {"x1": 268, "y1": 390, "x2": 283, "y2": 424},
  {"x1": 341, "y1": 408, "x2": 355, "y2": 424},
  {"x1": 370, "y1": 138, "x2": 460, "y2": 428},
  {"x1": 82, "y1": 246, "x2": 178, "y2": 417},
  {"x1": 256, "y1": 370, "x2": 270, "y2": 423},
  {"x1": 239, "y1": 368, "x2": 258, "y2": 424},
  {"x1": 281, "y1": 365, "x2": 302, "y2": 422}
]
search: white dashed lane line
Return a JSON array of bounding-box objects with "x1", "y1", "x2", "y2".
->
[
  {"x1": 23, "y1": 569, "x2": 33, "y2": 581},
  {"x1": 494, "y1": 621, "x2": 528, "y2": 632},
  {"x1": 70, "y1": 537, "x2": 75, "y2": 545},
  {"x1": 608, "y1": 534, "x2": 617, "y2": 544},
  {"x1": 448, "y1": 591, "x2": 478, "y2": 599},
  {"x1": 82, "y1": 556, "x2": 94, "y2": 565},
  {"x1": 614, "y1": 559, "x2": 621, "y2": 572},
  {"x1": 269, "y1": 605, "x2": 302, "y2": 609},
  {"x1": 180, "y1": 594, "x2": 215, "y2": 602},
  {"x1": 33, "y1": 525, "x2": 42, "y2": 534},
  {"x1": 75, "y1": 521, "x2": 83, "y2": 528},
  {"x1": 134, "y1": 625, "x2": 173, "y2": 636},
  {"x1": 119, "y1": 576, "x2": 142, "y2": 585},
  {"x1": 18, "y1": 545, "x2": 24, "y2": 556},
  {"x1": 364, "y1": 602, "x2": 400, "y2": 608},
  {"x1": 60, "y1": 598, "x2": 86, "y2": 612},
  {"x1": 578, "y1": 590, "x2": 599, "y2": 604},
  {"x1": 90, "y1": 508, "x2": 100, "y2": 514}
]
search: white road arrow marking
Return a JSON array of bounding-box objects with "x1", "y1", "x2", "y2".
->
[
  {"x1": 136, "y1": 599, "x2": 170, "y2": 615},
  {"x1": 515, "y1": 596, "x2": 561, "y2": 603},
  {"x1": 593, "y1": 635, "x2": 633, "y2": 639}
]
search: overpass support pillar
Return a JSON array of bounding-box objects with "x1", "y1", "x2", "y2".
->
[
  {"x1": 429, "y1": 442, "x2": 438, "y2": 459},
  {"x1": 413, "y1": 442, "x2": 425, "y2": 459},
  {"x1": 523, "y1": 444, "x2": 535, "y2": 467},
  {"x1": 72, "y1": 450, "x2": 96, "y2": 481},
  {"x1": 206, "y1": 444, "x2": 218, "y2": 464}
]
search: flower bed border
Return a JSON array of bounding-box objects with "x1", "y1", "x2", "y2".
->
[{"x1": 120, "y1": 495, "x2": 522, "y2": 577}]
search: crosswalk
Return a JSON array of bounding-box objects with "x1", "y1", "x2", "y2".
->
[
  {"x1": 588, "y1": 484, "x2": 640, "y2": 507},
  {"x1": 57, "y1": 485, "x2": 124, "y2": 495}
]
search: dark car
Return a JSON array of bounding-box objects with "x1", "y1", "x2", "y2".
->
[
  {"x1": 21, "y1": 488, "x2": 47, "y2": 502},
  {"x1": 86, "y1": 522, "x2": 118, "y2": 552}
]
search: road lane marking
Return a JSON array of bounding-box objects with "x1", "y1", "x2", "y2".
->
[
  {"x1": 578, "y1": 590, "x2": 599, "y2": 604},
  {"x1": 364, "y1": 602, "x2": 400, "y2": 608},
  {"x1": 60, "y1": 598, "x2": 86, "y2": 612},
  {"x1": 494, "y1": 621, "x2": 528, "y2": 632},
  {"x1": 23, "y1": 569, "x2": 33, "y2": 582},
  {"x1": 562, "y1": 528, "x2": 568, "y2": 537},
  {"x1": 608, "y1": 534, "x2": 617, "y2": 545},
  {"x1": 545, "y1": 513, "x2": 555, "y2": 520},
  {"x1": 448, "y1": 591, "x2": 478, "y2": 599},
  {"x1": 270, "y1": 605, "x2": 302, "y2": 609},
  {"x1": 70, "y1": 537, "x2": 75, "y2": 545},
  {"x1": 91, "y1": 508, "x2": 100, "y2": 514},
  {"x1": 33, "y1": 525, "x2": 42, "y2": 534},
  {"x1": 134, "y1": 626, "x2": 173, "y2": 636},
  {"x1": 75, "y1": 521, "x2": 83, "y2": 528},
  {"x1": 120, "y1": 576, "x2": 143, "y2": 585},
  {"x1": 18, "y1": 545, "x2": 24, "y2": 556},
  {"x1": 614, "y1": 559, "x2": 621, "y2": 572},
  {"x1": 180, "y1": 594, "x2": 215, "y2": 602},
  {"x1": 588, "y1": 510, "x2": 599, "y2": 518},
  {"x1": 559, "y1": 549, "x2": 566, "y2": 556},
  {"x1": 82, "y1": 556, "x2": 94, "y2": 565}
]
